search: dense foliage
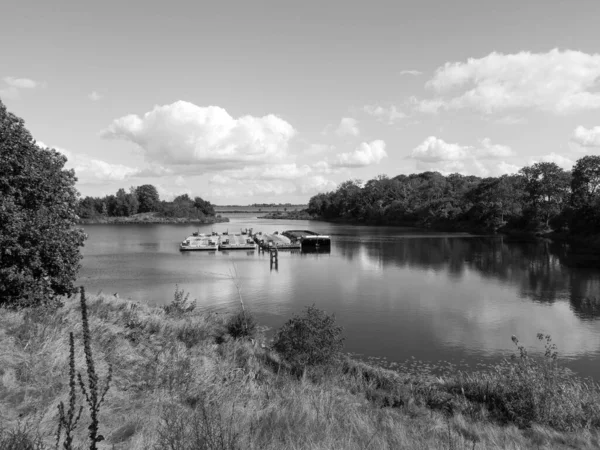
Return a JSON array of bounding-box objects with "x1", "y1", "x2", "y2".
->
[
  {"x1": 77, "y1": 189, "x2": 216, "y2": 220},
  {"x1": 0, "y1": 99, "x2": 86, "y2": 305},
  {"x1": 273, "y1": 305, "x2": 345, "y2": 373},
  {"x1": 308, "y1": 158, "x2": 600, "y2": 234}
]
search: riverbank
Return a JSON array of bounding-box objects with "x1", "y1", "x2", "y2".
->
[
  {"x1": 2, "y1": 292, "x2": 600, "y2": 449},
  {"x1": 77, "y1": 211, "x2": 230, "y2": 225},
  {"x1": 258, "y1": 210, "x2": 316, "y2": 220}
]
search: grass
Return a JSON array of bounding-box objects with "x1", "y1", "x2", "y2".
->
[{"x1": 1, "y1": 291, "x2": 600, "y2": 449}]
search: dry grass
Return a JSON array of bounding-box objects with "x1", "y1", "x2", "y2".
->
[{"x1": 1, "y1": 292, "x2": 600, "y2": 449}]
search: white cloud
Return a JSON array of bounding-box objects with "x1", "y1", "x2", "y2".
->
[
  {"x1": 476, "y1": 138, "x2": 514, "y2": 158},
  {"x1": 1, "y1": 76, "x2": 45, "y2": 99},
  {"x1": 411, "y1": 136, "x2": 468, "y2": 162},
  {"x1": 35, "y1": 141, "x2": 153, "y2": 184},
  {"x1": 262, "y1": 164, "x2": 312, "y2": 180},
  {"x1": 335, "y1": 117, "x2": 360, "y2": 137},
  {"x1": 571, "y1": 125, "x2": 600, "y2": 147},
  {"x1": 400, "y1": 70, "x2": 422, "y2": 76},
  {"x1": 333, "y1": 140, "x2": 387, "y2": 167},
  {"x1": 408, "y1": 96, "x2": 446, "y2": 114},
  {"x1": 3, "y1": 77, "x2": 41, "y2": 89},
  {"x1": 88, "y1": 91, "x2": 103, "y2": 101},
  {"x1": 411, "y1": 136, "x2": 513, "y2": 162},
  {"x1": 363, "y1": 104, "x2": 406, "y2": 124},
  {"x1": 303, "y1": 143, "x2": 335, "y2": 155},
  {"x1": 211, "y1": 180, "x2": 296, "y2": 198},
  {"x1": 415, "y1": 159, "x2": 520, "y2": 178},
  {"x1": 493, "y1": 116, "x2": 527, "y2": 125},
  {"x1": 156, "y1": 183, "x2": 192, "y2": 201},
  {"x1": 537, "y1": 153, "x2": 575, "y2": 170},
  {"x1": 298, "y1": 176, "x2": 337, "y2": 194},
  {"x1": 421, "y1": 49, "x2": 600, "y2": 114},
  {"x1": 411, "y1": 137, "x2": 518, "y2": 177},
  {"x1": 101, "y1": 101, "x2": 296, "y2": 167}
]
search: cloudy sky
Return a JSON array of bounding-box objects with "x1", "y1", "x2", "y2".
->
[{"x1": 2, "y1": 0, "x2": 600, "y2": 204}]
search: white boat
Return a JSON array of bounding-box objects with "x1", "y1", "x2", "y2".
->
[
  {"x1": 179, "y1": 234, "x2": 218, "y2": 251},
  {"x1": 218, "y1": 233, "x2": 257, "y2": 251}
]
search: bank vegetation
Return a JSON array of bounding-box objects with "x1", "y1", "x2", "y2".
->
[{"x1": 1, "y1": 289, "x2": 600, "y2": 449}]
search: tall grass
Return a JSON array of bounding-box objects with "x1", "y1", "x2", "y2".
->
[
  {"x1": 2, "y1": 291, "x2": 600, "y2": 449},
  {"x1": 447, "y1": 334, "x2": 600, "y2": 431}
]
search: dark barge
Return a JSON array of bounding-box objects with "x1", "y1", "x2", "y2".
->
[{"x1": 282, "y1": 230, "x2": 331, "y2": 249}]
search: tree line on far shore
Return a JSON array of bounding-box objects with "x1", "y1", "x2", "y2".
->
[
  {"x1": 77, "y1": 185, "x2": 216, "y2": 220},
  {"x1": 307, "y1": 157, "x2": 600, "y2": 234}
]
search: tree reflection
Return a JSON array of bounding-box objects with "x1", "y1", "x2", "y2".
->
[{"x1": 335, "y1": 236, "x2": 600, "y2": 318}]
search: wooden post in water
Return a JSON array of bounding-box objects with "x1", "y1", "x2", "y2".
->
[{"x1": 269, "y1": 246, "x2": 278, "y2": 271}]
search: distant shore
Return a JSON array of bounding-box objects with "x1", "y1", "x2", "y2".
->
[
  {"x1": 77, "y1": 212, "x2": 230, "y2": 225},
  {"x1": 258, "y1": 210, "x2": 316, "y2": 220}
]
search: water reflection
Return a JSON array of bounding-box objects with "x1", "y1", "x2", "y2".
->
[{"x1": 79, "y1": 222, "x2": 600, "y2": 380}]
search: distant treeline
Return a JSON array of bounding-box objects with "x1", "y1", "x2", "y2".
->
[
  {"x1": 307, "y1": 156, "x2": 600, "y2": 234},
  {"x1": 77, "y1": 184, "x2": 216, "y2": 219},
  {"x1": 215, "y1": 203, "x2": 303, "y2": 208}
]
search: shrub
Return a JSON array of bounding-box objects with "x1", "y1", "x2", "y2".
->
[
  {"x1": 0, "y1": 423, "x2": 46, "y2": 450},
  {"x1": 163, "y1": 285, "x2": 196, "y2": 315},
  {"x1": 273, "y1": 305, "x2": 344, "y2": 374},
  {"x1": 226, "y1": 309, "x2": 256, "y2": 340},
  {"x1": 453, "y1": 334, "x2": 600, "y2": 430},
  {"x1": 154, "y1": 400, "x2": 240, "y2": 450}
]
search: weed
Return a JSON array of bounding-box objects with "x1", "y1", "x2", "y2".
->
[
  {"x1": 226, "y1": 309, "x2": 257, "y2": 340},
  {"x1": 451, "y1": 334, "x2": 600, "y2": 431},
  {"x1": 0, "y1": 423, "x2": 47, "y2": 450},
  {"x1": 76, "y1": 286, "x2": 112, "y2": 450},
  {"x1": 163, "y1": 285, "x2": 196, "y2": 315},
  {"x1": 55, "y1": 333, "x2": 83, "y2": 450},
  {"x1": 154, "y1": 398, "x2": 240, "y2": 450}
]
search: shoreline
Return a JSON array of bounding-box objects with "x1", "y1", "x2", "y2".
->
[
  {"x1": 77, "y1": 214, "x2": 230, "y2": 225},
  {"x1": 2, "y1": 292, "x2": 599, "y2": 448}
]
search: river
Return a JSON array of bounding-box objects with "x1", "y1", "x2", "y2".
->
[{"x1": 78, "y1": 214, "x2": 600, "y2": 379}]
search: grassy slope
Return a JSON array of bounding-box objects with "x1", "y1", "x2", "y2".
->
[{"x1": 1, "y1": 294, "x2": 599, "y2": 449}]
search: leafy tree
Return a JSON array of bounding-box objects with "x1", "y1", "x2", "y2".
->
[
  {"x1": 467, "y1": 175, "x2": 525, "y2": 230},
  {"x1": 193, "y1": 196, "x2": 215, "y2": 216},
  {"x1": 571, "y1": 156, "x2": 600, "y2": 209},
  {"x1": 112, "y1": 188, "x2": 139, "y2": 217},
  {"x1": 135, "y1": 184, "x2": 160, "y2": 213},
  {"x1": 520, "y1": 162, "x2": 571, "y2": 229},
  {"x1": 570, "y1": 155, "x2": 600, "y2": 233},
  {"x1": 0, "y1": 99, "x2": 86, "y2": 305}
]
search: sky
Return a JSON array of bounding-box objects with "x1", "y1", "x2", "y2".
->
[{"x1": 2, "y1": 0, "x2": 600, "y2": 204}]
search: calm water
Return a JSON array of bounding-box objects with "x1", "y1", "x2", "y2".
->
[{"x1": 78, "y1": 215, "x2": 600, "y2": 379}]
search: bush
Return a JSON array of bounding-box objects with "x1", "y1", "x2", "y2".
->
[
  {"x1": 0, "y1": 99, "x2": 86, "y2": 306},
  {"x1": 155, "y1": 400, "x2": 240, "y2": 450},
  {"x1": 163, "y1": 285, "x2": 196, "y2": 315},
  {"x1": 453, "y1": 334, "x2": 600, "y2": 430},
  {"x1": 226, "y1": 309, "x2": 256, "y2": 340},
  {"x1": 0, "y1": 425, "x2": 46, "y2": 450},
  {"x1": 273, "y1": 305, "x2": 344, "y2": 374}
]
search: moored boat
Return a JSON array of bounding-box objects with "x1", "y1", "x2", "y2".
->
[
  {"x1": 219, "y1": 233, "x2": 257, "y2": 251},
  {"x1": 282, "y1": 230, "x2": 331, "y2": 249},
  {"x1": 254, "y1": 231, "x2": 301, "y2": 250},
  {"x1": 179, "y1": 234, "x2": 219, "y2": 251}
]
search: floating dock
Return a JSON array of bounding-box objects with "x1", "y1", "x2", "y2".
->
[
  {"x1": 179, "y1": 234, "x2": 219, "y2": 251},
  {"x1": 254, "y1": 231, "x2": 301, "y2": 250},
  {"x1": 219, "y1": 233, "x2": 257, "y2": 251},
  {"x1": 282, "y1": 230, "x2": 331, "y2": 249}
]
